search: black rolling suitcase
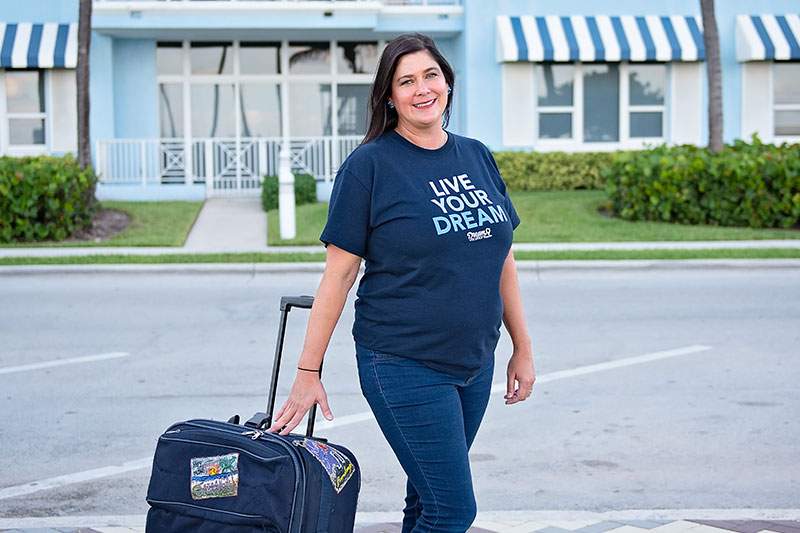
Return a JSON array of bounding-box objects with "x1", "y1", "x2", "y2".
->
[{"x1": 145, "y1": 295, "x2": 361, "y2": 533}]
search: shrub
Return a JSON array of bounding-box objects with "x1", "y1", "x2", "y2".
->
[
  {"x1": 492, "y1": 151, "x2": 617, "y2": 190},
  {"x1": 602, "y1": 137, "x2": 800, "y2": 229},
  {"x1": 0, "y1": 155, "x2": 98, "y2": 243},
  {"x1": 261, "y1": 173, "x2": 317, "y2": 212}
]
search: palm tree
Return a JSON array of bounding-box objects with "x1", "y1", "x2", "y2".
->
[
  {"x1": 77, "y1": 0, "x2": 95, "y2": 203},
  {"x1": 700, "y1": 0, "x2": 723, "y2": 153}
]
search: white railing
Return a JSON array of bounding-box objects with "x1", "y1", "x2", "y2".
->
[{"x1": 96, "y1": 136, "x2": 363, "y2": 195}]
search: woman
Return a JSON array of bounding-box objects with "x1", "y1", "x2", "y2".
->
[{"x1": 267, "y1": 33, "x2": 536, "y2": 533}]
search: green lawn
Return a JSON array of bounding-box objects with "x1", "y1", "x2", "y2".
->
[
  {"x1": 1, "y1": 248, "x2": 799, "y2": 266},
  {"x1": 267, "y1": 190, "x2": 800, "y2": 246},
  {"x1": 0, "y1": 201, "x2": 204, "y2": 248},
  {"x1": 267, "y1": 202, "x2": 330, "y2": 246}
]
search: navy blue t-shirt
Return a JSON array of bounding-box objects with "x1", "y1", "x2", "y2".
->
[{"x1": 319, "y1": 129, "x2": 520, "y2": 380}]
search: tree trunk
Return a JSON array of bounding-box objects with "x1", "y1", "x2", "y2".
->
[
  {"x1": 700, "y1": 0, "x2": 723, "y2": 153},
  {"x1": 77, "y1": 0, "x2": 95, "y2": 204}
]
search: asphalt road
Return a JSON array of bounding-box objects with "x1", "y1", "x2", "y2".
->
[{"x1": 0, "y1": 267, "x2": 798, "y2": 519}]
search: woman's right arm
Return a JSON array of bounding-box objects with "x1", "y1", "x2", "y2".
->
[{"x1": 266, "y1": 243, "x2": 363, "y2": 435}]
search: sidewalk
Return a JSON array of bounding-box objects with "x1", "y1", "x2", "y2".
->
[
  {"x1": 0, "y1": 196, "x2": 799, "y2": 259},
  {"x1": 1, "y1": 512, "x2": 798, "y2": 532}
]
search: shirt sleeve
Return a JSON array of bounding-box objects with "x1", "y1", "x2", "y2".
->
[
  {"x1": 319, "y1": 168, "x2": 371, "y2": 258},
  {"x1": 482, "y1": 143, "x2": 521, "y2": 231}
]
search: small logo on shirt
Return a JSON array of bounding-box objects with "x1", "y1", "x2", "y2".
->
[{"x1": 467, "y1": 228, "x2": 493, "y2": 242}]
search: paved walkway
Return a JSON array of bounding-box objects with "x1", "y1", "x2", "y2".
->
[
  {"x1": 183, "y1": 197, "x2": 268, "y2": 252},
  {"x1": 1, "y1": 513, "x2": 798, "y2": 532},
  {"x1": 1, "y1": 239, "x2": 799, "y2": 258}
]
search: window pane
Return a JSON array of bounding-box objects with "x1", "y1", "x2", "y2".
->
[
  {"x1": 157, "y1": 42, "x2": 182, "y2": 76},
  {"x1": 536, "y1": 64, "x2": 573, "y2": 106},
  {"x1": 9, "y1": 118, "x2": 45, "y2": 145},
  {"x1": 5, "y1": 71, "x2": 44, "y2": 113},
  {"x1": 774, "y1": 63, "x2": 800, "y2": 105},
  {"x1": 775, "y1": 110, "x2": 800, "y2": 136},
  {"x1": 336, "y1": 42, "x2": 379, "y2": 74},
  {"x1": 240, "y1": 42, "x2": 280, "y2": 75},
  {"x1": 629, "y1": 64, "x2": 666, "y2": 106},
  {"x1": 337, "y1": 84, "x2": 370, "y2": 135},
  {"x1": 289, "y1": 83, "x2": 331, "y2": 136},
  {"x1": 191, "y1": 84, "x2": 236, "y2": 137},
  {"x1": 240, "y1": 83, "x2": 282, "y2": 137},
  {"x1": 159, "y1": 83, "x2": 183, "y2": 138},
  {"x1": 583, "y1": 64, "x2": 619, "y2": 142},
  {"x1": 630, "y1": 112, "x2": 663, "y2": 138},
  {"x1": 539, "y1": 113, "x2": 572, "y2": 139},
  {"x1": 191, "y1": 42, "x2": 233, "y2": 75},
  {"x1": 288, "y1": 42, "x2": 331, "y2": 74}
]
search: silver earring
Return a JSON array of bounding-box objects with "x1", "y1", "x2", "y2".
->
[
  {"x1": 387, "y1": 100, "x2": 395, "y2": 109},
  {"x1": 447, "y1": 86, "x2": 452, "y2": 94}
]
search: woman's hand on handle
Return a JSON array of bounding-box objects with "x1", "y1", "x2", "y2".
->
[
  {"x1": 505, "y1": 348, "x2": 536, "y2": 405},
  {"x1": 267, "y1": 371, "x2": 334, "y2": 436}
]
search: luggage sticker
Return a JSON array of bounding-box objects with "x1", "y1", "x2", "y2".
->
[
  {"x1": 190, "y1": 453, "x2": 239, "y2": 500},
  {"x1": 292, "y1": 438, "x2": 355, "y2": 494}
]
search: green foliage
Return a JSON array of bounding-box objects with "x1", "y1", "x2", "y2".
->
[
  {"x1": 261, "y1": 173, "x2": 318, "y2": 212},
  {"x1": 0, "y1": 155, "x2": 98, "y2": 243},
  {"x1": 602, "y1": 136, "x2": 800, "y2": 229},
  {"x1": 492, "y1": 151, "x2": 616, "y2": 190}
]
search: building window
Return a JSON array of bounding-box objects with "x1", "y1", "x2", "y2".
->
[
  {"x1": 536, "y1": 64, "x2": 574, "y2": 139},
  {"x1": 773, "y1": 63, "x2": 800, "y2": 137},
  {"x1": 583, "y1": 64, "x2": 619, "y2": 142},
  {"x1": 628, "y1": 64, "x2": 666, "y2": 138},
  {"x1": 534, "y1": 62, "x2": 667, "y2": 145},
  {"x1": 191, "y1": 42, "x2": 233, "y2": 75},
  {"x1": 157, "y1": 40, "x2": 380, "y2": 140},
  {"x1": 5, "y1": 70, "x2": 46, "y2": 146}
]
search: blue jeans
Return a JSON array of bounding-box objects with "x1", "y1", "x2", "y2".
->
[{"x1": 355, "y1": 342, "x2": 495, "y2": 533}]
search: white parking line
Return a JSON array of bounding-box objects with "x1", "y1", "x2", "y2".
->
[
  {"x1": 0, "y1": 352, "x2": 130, "y2": 375},
  {"x1": 0, "y1": 345, "x2": 711, "y2": 500},
  {"x1": 0, "y1": 457, "x2": 152, "y2": 500}
]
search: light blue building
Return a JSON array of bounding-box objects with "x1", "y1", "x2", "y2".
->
[{"x1": 0, "y1": 0, "x2": 798, "y2": 201}]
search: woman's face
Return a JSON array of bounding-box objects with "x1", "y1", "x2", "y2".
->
[{"x1": 389, "y1": 50, "x2": 449, "y2": 131}]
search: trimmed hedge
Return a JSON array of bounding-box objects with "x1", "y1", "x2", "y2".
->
[
  {"x1": 602, "y1": 137, "x2": 800, "y2": 229},
  {"x1": 492, "y1": 150, "x2": 616, "y2": 191},
  {"x1": 0, "y1": 155, "x2": 97, "y2": 243},
  {"x1": 261, "y1": 173, "x2": 317, "y2": 212}
]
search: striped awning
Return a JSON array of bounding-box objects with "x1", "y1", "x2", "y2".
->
[
  {"x1": 736, "y1": 15, "x2": 800, "y2": 61},
  {"x1": 0, "y1": 23, "x2": 78, "y2": 69},
  {"x1": 496, "y1": 15, "x2": 705, "y2": 63}
]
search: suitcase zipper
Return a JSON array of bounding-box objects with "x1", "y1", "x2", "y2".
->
[
  {"x1": 146, "y1": 497, "x2": 282, "y2": 531},
  {"x1": 159, "y1": 435, "x2": 284, "y2": 465},
  {"x1": 178, "y1": 420, "x2": 306, "y2": 533}
]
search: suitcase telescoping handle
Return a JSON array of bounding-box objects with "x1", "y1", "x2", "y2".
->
[{"x1": 244, "y1": 295, "x2": 322, "y2": 439}]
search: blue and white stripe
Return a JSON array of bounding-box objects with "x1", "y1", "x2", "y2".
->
[
  {"x1": 736, "y1": 14, "x2": 800, "y2": 61},
  {"x1": 0, "y1": 22, "x2": 78, "y2": 69},
  {"x1": 497, "y1": 15, "x2": 705, "y2": 63}
]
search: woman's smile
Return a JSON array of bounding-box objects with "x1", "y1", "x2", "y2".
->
[{"x1": 413, "y1": 98, "x2": 437, "y2": 109}]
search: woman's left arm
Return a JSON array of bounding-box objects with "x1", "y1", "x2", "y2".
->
[{"x1": 499, "y1": 248, "x2": 536, "y2": 405}]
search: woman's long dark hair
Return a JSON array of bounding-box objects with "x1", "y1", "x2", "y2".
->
[{"x1": 361, "y1": 33, "x2": 455, "y2": 146}]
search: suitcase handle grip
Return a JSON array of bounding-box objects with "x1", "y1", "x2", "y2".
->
[
  {"x1": 263, "y1": 295, "x2": 323, "y2": 438},
  {"x1": 280, "y1": 295, "x2": 314, "y2": 311}
]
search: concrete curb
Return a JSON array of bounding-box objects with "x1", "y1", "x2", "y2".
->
[
  {"x1": 1, "y1": 239, "x2": 800, "y2": 258},
  {"x1": 2, "y1": 259, "x2": 800, "y2": 276}
]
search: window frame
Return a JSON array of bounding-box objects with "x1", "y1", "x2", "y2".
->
[
  {"x1": 771, "y1": 62, "x2": 800, "y2": 142},
  {"x1": 0, "y1": 69, "x2": 51, "y2": 156},
  {"x1": 533, "y1": 61, "x2": 670, "y2": 152},
  {"x1": 156, "y1": 39, "x2": 383, "y2": 141}
]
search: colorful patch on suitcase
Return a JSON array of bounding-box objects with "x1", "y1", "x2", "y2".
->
[
  {"x1": 190, "y1": 453, "x2": 239, "y2": 500},
  {"x1": 292, "y1": 438, "x2": 355, "y2": 493}
]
